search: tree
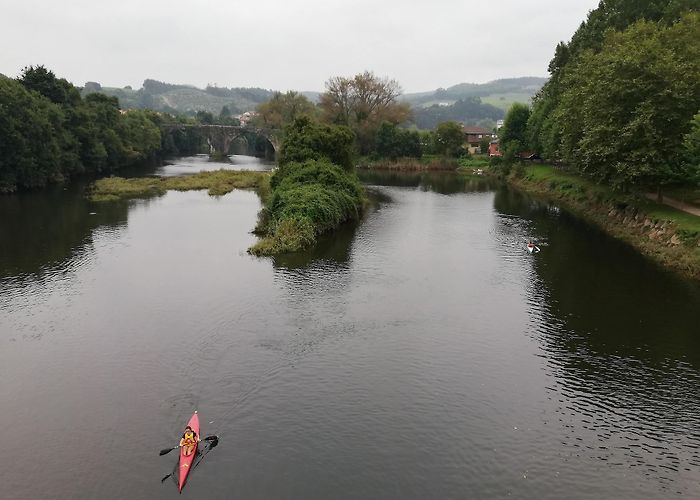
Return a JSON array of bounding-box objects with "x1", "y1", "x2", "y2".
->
[
  {"x1": 19, "y1": 65, "x2": 81, "y2": 106},
  {"x1": 528, "y1": 0, "x2": 700, "y2": 166},
  {"x1": 0, "y1": 77, "x2": 64, "y2": 191},
  {"x1": 319, "y1": 71, "x2": 412, "y2": 154},
  {"x1": 434, "y1": 121, "x2": 464, "y2": 157},
  {"x1": 500, "y1": 103, "x2": 531, "y2": 157},
  {"x1": 479, "y1": 136, "x2": 491, "y2": 155},
  {"x1": 3, "y1": 67, "x2": 168, "y2": 190},
  {"x1": 279, "y1": 116, "x2": 355, "y2": 170},
  {"x1": 375, "y1": 122, "x2": 422, "y2": 160},
  {"x1": 253, "y1": 91, "x2": 316, "y2": 129},
  {"x1": 680, "y1": 113, "x2": 700, "y2": 184},
  {"x1": 553, "y1": 14, "x2": 700, "y2": 189},
  {"x1": 195, "y1": 110, "x2": 215, "y2": 125}
]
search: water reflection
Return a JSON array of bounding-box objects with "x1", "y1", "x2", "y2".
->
[
  {"x1": 357, "y1": 169, "x2": 499, "y2": 194},
  {"x1": 492, "y1": 184, "x2": 700, "y2": 491},
  {"x1": 156, "y1": 154, "x2": 274, "y2": 177},
  {"x1": 3, "y1": 168, "x2": 700, "y2": 498},
  {"x1": 0, "y1": 182, "x2": 129, "y2": 280}
]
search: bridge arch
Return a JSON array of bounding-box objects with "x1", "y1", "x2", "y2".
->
[{"x1": 161, "y1": 124, "x2": 280, "y2": 160}]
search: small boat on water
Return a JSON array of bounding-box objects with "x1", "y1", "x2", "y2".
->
[
  {"x1": 527, "y1": 242, "x2": 541, "y2": 254},
  {"x1": 179, "y1": 411, "x2": 200, "y2": 492}
]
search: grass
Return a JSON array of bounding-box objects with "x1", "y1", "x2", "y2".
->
[
  {"x1": 356, "y1": 155, "x2": 460, "y2": 171},
  {"x1": 512, "y1": 164, "x2": 700, "y2": 279},
  {"x1": 457, "y1": 156, "x2": 491, "y2": 174},
  {"x1": 90, "y1": 170, "x2": 270, "y2": 202},
  {"x1": 481, "y1": 93, "x2": 533, "y2": 111}
]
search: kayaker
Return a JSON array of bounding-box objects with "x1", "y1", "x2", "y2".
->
[{"x1": 179, "y1": 425, "x2": 200, "y2": 456}]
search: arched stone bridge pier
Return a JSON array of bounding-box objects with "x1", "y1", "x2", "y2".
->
[{"x1": 161, "y1": 124, "x2": 281, "y2": 158}]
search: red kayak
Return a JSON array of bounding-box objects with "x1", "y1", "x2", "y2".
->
[{"x1": 178, "y1": 411, "x2": 200, "y2": 492}]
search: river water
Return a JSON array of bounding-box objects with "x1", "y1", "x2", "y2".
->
[{"x1": 1, "y1": 161, "x2": 699, "y2": 499}]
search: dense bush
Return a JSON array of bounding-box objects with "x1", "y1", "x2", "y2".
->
[
  {"x1": 251, "y1": 159, "x2": 365, "y2": 255},
  {"x1": 279, "y1": 116, "x2": 355, "y2": 170}
]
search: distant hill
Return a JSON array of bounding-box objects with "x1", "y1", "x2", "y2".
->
[
  {"x1": 82, "y1": 79, "x2": 274, "y2": 115},
  {"x1": 79, "y1": 76, "x2": 546, "y2": 128},
  {"x1": 402, "y1": 77, "x2": 547, "y2": 110},
  {"x1": 402, "y1": 77, "x2": 547, "y2": 130}
]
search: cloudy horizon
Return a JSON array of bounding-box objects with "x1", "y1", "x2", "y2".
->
[{"x1": 1, "y1": 0, "x2": 597, "y2": 93}]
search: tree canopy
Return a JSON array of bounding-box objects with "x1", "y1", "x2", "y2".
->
[
  {"x1": 319, "y1": 71, "x2": 412, "y2": 154},
  {"x1": 526, "y1": 1, "x2": 700, "y2": 190},
  {"x1": 279, "y1": 116, "x2": 355, "y2": 170},
  {"x1": 434, "y1": 121, "x2": 465, "y2": 157},
  {"x1": 253, "y1": 91, "x2": 317, "y2": 129},
  {"x1": 500, "y1": 103, "x2": 531, "y2": 156},
  {"x1": 0, "y1": 66, "x2": 162, "y2": 192}
]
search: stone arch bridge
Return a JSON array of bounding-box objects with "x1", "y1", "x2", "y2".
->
[{"x1": 161, "y1": 124, "x2": 281, "y2": 158}]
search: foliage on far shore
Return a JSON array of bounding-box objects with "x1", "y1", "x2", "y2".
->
[
  {"x1": 90, "y1": 170, "x2": 270, "y2": 202},
  {"x1": 521, "y1": 3, "x2": 700, "y2": 192},
  {"x1": 0, "y1": 66, "x2": 162, "y2": 193}
]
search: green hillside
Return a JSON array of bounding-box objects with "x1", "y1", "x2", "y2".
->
[
  {"x1": 402, "y1": 77, "x2": 547, "y2": 109},
  {"x1": 82, "y1": 79, "x2": 274, "y2": 115}
]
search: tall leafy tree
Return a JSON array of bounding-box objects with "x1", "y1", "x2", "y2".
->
[
  {"x1": 279, "y1": 116, "x2": 355, "y2": 170},
  {"x1": 555, "y1": 14, "x2": 700, "y2": 189},
  {"x1": 434, "y1": 121, "x2": 464, "y2": 157},
  {"x1": 320, "y1": 71, "x2": 411, "y2": 154},
  {"x1": 375, "y1": 122, "x2": 422, "y2": 159},
  {"x1": 500, "y1": 103, "x2": 531, "y2": 155},
  {"x1": 253, "y1": 91, "x2": 317, "y2": 129}
]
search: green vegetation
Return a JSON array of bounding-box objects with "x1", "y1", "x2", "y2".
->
[
  {"x1": 250, "y1": 117, "x2": 366, "y2": 256},
  {"x1": 457, "y1": 156, "x2": 490, "y2": 170},
  {"x1": 357, "y1": 155, "x2": 459, "y2": 171},
  {"x1": 499, "y1": 103, "x2": 531, "y2": 162},
  {"x1": 250, "y1": 159, "x2": 365, "y2": 255},
  {"x1": 401, "y1": 77, "x2": 546, "y2": 129},
  {"x1": 480, "y1": 93, "x2": 534, "y2": 112},
  {"x1": 401, "y1": 77, "x2": 547, "y2": 108},
  {"x1": 319, "y1": 71, "x2": 412, "y2": 155},
  {"x1": 83, "y1": 79, "x2": 273, "y2": 116},
  {"x1": 0, "y1": 66, "x2": 161, "y2": 192},
  {"x1": 491, "y1": 1, "x2": 700, "y2": 279},
  {"x1": 412, "y1": 97, "x2": 503, "y2": 130},
  {"x1": 252, "y1": 91, "x2": 317, "y2": 129},
  {"x1": 90, "y1": 170, "x2": 270, "y2": 202},
  {"x1": 525, "y1": 1, "x2": 700, "y2": 193},
  {"x1": 513, "y1": 164, "x2": 700, "y2": 279},
  {"x1": 434, "y1": 121, "x2": 466, "y2": 157},
  {"x1": 374, "y1": 122, "x2": 422, "y2": 160},
  {"x1": 278, "y1": 116, "x2": 355, "y2": 170}
]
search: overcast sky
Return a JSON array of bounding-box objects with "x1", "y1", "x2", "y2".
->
[{"x1": 0, "y1": 0, "x2": 597, "y2": 93}]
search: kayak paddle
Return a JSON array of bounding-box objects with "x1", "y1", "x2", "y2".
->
[{"x1": 159, "y1": 435, "x2": 218, "y2": 456}]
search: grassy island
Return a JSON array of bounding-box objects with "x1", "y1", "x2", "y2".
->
[{"x1": 90, "y1": 170, "x2": 270, "y2": 202}]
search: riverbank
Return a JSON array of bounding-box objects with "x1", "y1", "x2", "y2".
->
[
  {"x1": 509, "y1": 164, "x2": 700, "y2": 280},
  {"x1": 355, "y1": 155, "x2": 492, "y2": 173},
  {"x1": 90, "y1": 170, "x2": 270, "y2": 202}
]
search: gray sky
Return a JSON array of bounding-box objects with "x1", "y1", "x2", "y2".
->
[{"x1": 0, "y1": 0, "x2": 597, "y2": 93}]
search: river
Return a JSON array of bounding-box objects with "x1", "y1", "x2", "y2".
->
[{"x1": 1, "y1": 159, "x2": 699, "y2": 499}]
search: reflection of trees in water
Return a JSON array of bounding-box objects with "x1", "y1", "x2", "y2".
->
[
  {"x1": 0, "y1": 182, "x2": 130, "y2": 280},
  {"x1": 356, "y1": 170, "x2": 499, "y2": 195},
  {"x1": 271, "y1": 219, "x2": 359, "y2": 271},
  {"x1": 493, "y1": 185, "x2": 700, "y2": 482}
]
